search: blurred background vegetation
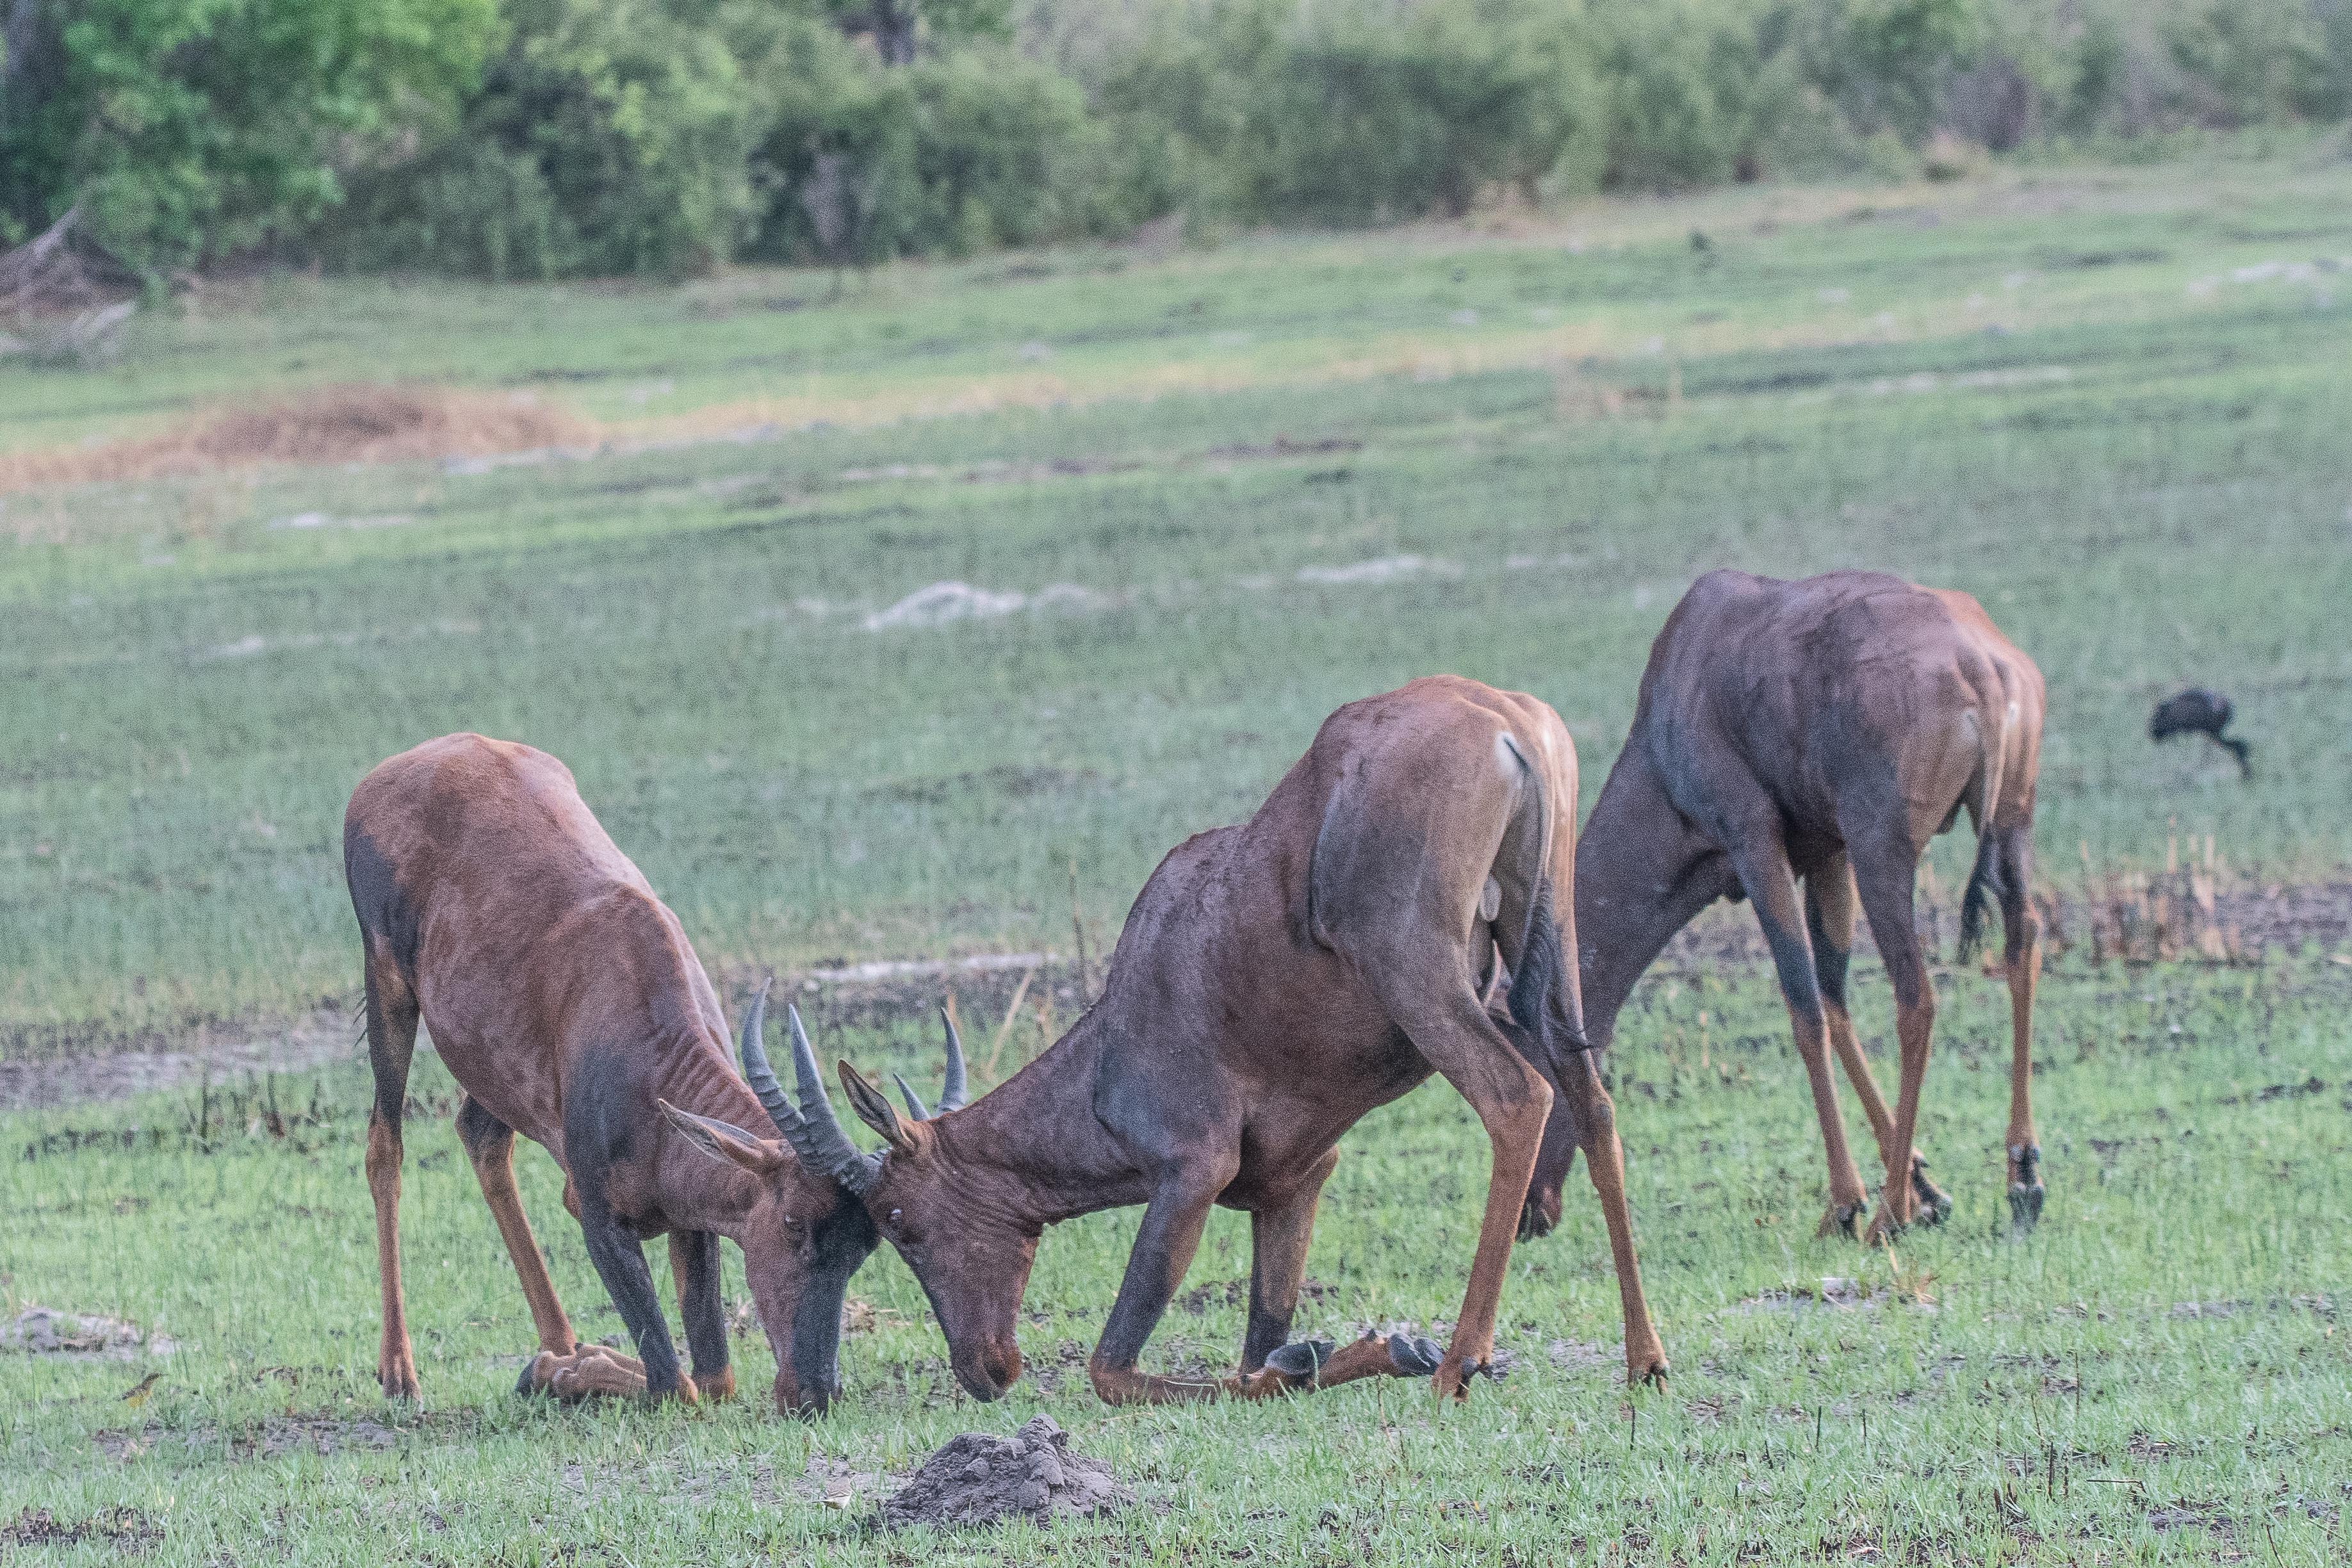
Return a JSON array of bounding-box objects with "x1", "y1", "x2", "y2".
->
[{"x1": 4, "y1": 0, "x2": 2352, "y2": 279}]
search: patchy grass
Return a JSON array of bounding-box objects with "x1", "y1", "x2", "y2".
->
[
  {"x1": 3, "y1": 151, "x2": 2349, "y2": 1049},
  {"x1": 3, "y1": 956, "x2": 2348, "y2": 1562},
  {"x1": 2, "y1": 145, "x2": 2349, "y2": 1564}
]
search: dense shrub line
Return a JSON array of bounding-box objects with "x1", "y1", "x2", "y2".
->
[{"x1": 4, "y1": 0, "x2": 2351, "y2": 277}]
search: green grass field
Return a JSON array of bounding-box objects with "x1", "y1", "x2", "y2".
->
[
  {"x1": 6, "y1": 960, "x2": 2348, "y2": 1562},
  {"x1": 4, "y1": 143, "x2": 2351, "y2": 1561},
  {"x1": 3, "y1": 145, "x2": 2351, "y2": 1047}
]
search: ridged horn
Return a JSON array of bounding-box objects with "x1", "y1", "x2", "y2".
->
[
  {"x1": 892, "y1": 1074, "x2": 931, "y2": 1122},
  {"x1": 785, "y1": 1002, "x2": 883, "y2": 1192},
  {"x1": 937, "y1": 1004, "x2": 968, "y2": 1113},
  {"x1": 735, "y1": 979, "x2": 804, "y2": 1138}
]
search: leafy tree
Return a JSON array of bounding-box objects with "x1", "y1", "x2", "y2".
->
[
  {"x1": 1, "y1": 0, "x2": 498, "y2": 261},
  {"x1": 1104, "y1": 0, "x2": 1600, "y2": 227},
  {"x1": 817, "y1": 0, "x2": 1013, "y2": 67},
  {"x1": 1789, "y1": 0, "x2": 1988, "y2": 140},
  {"x1": 2163, "y1": 0, "x2": 2341, "y2": 124},
  {"x1": 742, "y1": 24, "x2": 1111, "y2": 265},
  {"x1": 325, "y1": 0, "x2": 767, "y2": 278}
]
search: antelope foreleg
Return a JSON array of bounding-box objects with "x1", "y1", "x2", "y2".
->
[{"x1": 1087, "y1": 1170, "x2": 1229, "y2": 1407}]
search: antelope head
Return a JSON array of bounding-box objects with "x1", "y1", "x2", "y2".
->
[
  {"x1": 655, "y1": 981, "x2": 882, "y2": 1415},
  {"x1": 719, "y1": 999, "x2": 1036, "y2": 1401}
]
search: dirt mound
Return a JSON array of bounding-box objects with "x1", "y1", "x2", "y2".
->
[
  {"x1": 881, "y1": 1414, "x2": 1132, "y2": 1529},
  {"x1": 0, "y1": 384, "x2": 596, "y2": 492},
  {"x1": 3, "y1": 1306, "x2": 175, "y2": 1360}
]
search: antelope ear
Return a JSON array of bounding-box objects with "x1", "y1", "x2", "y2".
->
[
  {"x1": 837, "y1": 1062, "x2": 919, "y2": 1155},
  {"x1": 658, "y1": 1100, "x2": 787, "y2": 1175}
]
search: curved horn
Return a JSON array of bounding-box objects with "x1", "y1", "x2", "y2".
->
[
  {"x1": 892, "y1": 1074, "x2": 931, "y2": 1122},
  {"x1": 735, "y1": 979, "x2": 804, "y2": 1138},
  {"x1": 785, "y1": 1003, "x2": 883, "y2": 1192},
  {"x1": 936, "y1": 1004, "x2": 968, "y2": 1113}
]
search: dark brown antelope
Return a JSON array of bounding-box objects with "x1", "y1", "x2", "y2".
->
[
  {"x1": 685, "y1": 678, "x2": 1669, "y2": 1405},
  {"x1": 346, "y1": 733, "x2": 878, "y2": 1412},
  {"x1": 1519, "y1": 569, "x2": 2045, "y2": 1245}
]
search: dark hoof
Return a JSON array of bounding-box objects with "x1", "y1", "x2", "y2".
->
[
  {"x1": 2007, "y1": 1182, "x2": 2045, "y2": 1232},
  {"x1": 1386, "y1": 1334, "x2": 1443, "y2": 1378},
  {"x1": 1909, "y1": 1160, "x2": 1953, "y2": 1226},
  {"x1": 1265, "y1": 1339, "x2": 1337, "y2": 1382},
  {"x1": 516, "y1": 1355, "x2": 549, "y2": 1398},
  {"x1": 1825, "y1": 1202, "x2": 1867, "y2": 1241}
]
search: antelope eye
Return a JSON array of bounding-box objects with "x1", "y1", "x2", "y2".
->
[{"x1": 889, "y1": 1208, "x2": 903, "y2": 1223}]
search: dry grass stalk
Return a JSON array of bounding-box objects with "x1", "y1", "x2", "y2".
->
[
  {"x1": 2078, "y1": 833, "x2": 2244, "y2": 966},
  {"x1": 984, "y1": 967, "x2": 1035, "y2": 1081}
]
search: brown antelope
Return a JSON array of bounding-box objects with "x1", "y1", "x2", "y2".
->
[
  {"x1": 1519, "y1": 570, "x2": 2045, "y2": 1246},
  {"x1": 680, "y1": 678, "x2": 1669, "y2": 1404},
  {"x1": 346, "y1": 733, "x2": 879, "y2": 1412}
]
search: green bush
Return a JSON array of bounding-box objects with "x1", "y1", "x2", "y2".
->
[
  {"x1": 1593, "y1": 2, "x2": 1820, "y2": 188},
  {"x1": 911, "y1": 48, "x2": 1111, "y2": 249},
  {"x1": 1102, "y1": 0, "x2": 1601, "y2": 227},
  {"x1": 323, "y1": 0, "x2": 762, "y2": 279},
  {"x1": 0, "y1": 0, "x2": 498, "y2": 263},
  {"x1": 1785, "y1": 0, "x2": 1989, "y2": 142},
  {"x1": 2161, "y1": 0, "x2": 2346, "y2": 124},
  {"x1": 17, "y1": 0, "x2": 2352, "y2": 279},
  {"x1": 743, "y1": 32, "x2": 1113, "y2": 263}
]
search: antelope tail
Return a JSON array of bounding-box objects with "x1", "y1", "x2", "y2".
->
[
  {"x1": 1497, "y1": 733, "x2": 1587, "y2": 1065},
  {"x1": 1956, "y1": 694, "x2": 2013, "y2": 963}
]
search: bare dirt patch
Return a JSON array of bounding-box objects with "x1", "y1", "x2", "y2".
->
[
  {"x1": 1, "y1": 1506, "x2": 161, "y2": 1552},
  {"x1": 1546, "y1": 1338, "x2": 1617, "y2": 1374},
  {"x1": 3, "y1": 1306, "x2": 176, "y2": 1360},
  {"x1": 2148, "y1": 1501, "x2": 2234, "y2": 1536},
  {"x1": 1735, "y1": 1277, "x2": 1936, "y2": 1314},
  {"x1": 94, "y1": 1412, "x2": 450, "y2": 1462},
  {"x1": 0, "y1": 384, "x2": 594, "y2": 493},
  {"x1": 0, "y1": 1008, "x2": 352, "y2": 1111},
  {"x1": 1177, "y1": 1275, "x2": 1335, "y2": 1315},
  {"x1": 2218, "y1": 881, "x2": 2352, "y2": 954},
  {"x1": 881, "y1": 1414, "x2": 1134, "y2": 1529}
]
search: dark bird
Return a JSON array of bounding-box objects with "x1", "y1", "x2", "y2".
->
[{"x1": 2150, "y1": 687, "x2": 2250, "y2": 778}]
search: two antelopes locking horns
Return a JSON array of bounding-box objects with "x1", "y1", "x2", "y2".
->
[{"x1": 348, "y1": 568, "x2": 2046, "y2": 1414}]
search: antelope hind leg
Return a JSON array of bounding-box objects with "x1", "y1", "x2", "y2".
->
[{"x1": 1249, "y1": 1331, "x2": 1444, "y2": 1395}]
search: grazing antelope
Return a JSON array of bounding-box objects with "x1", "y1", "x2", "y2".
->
[
  {"x1": 685, "y1": 678, "x2": 1668, "y2": 1404},
  {"x1": 346, "y1": 734, "x2": 878, "y2": 1412},
  {"x1": 1519, "y1": 570, "x2": 2045, "y2": 1245}
]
